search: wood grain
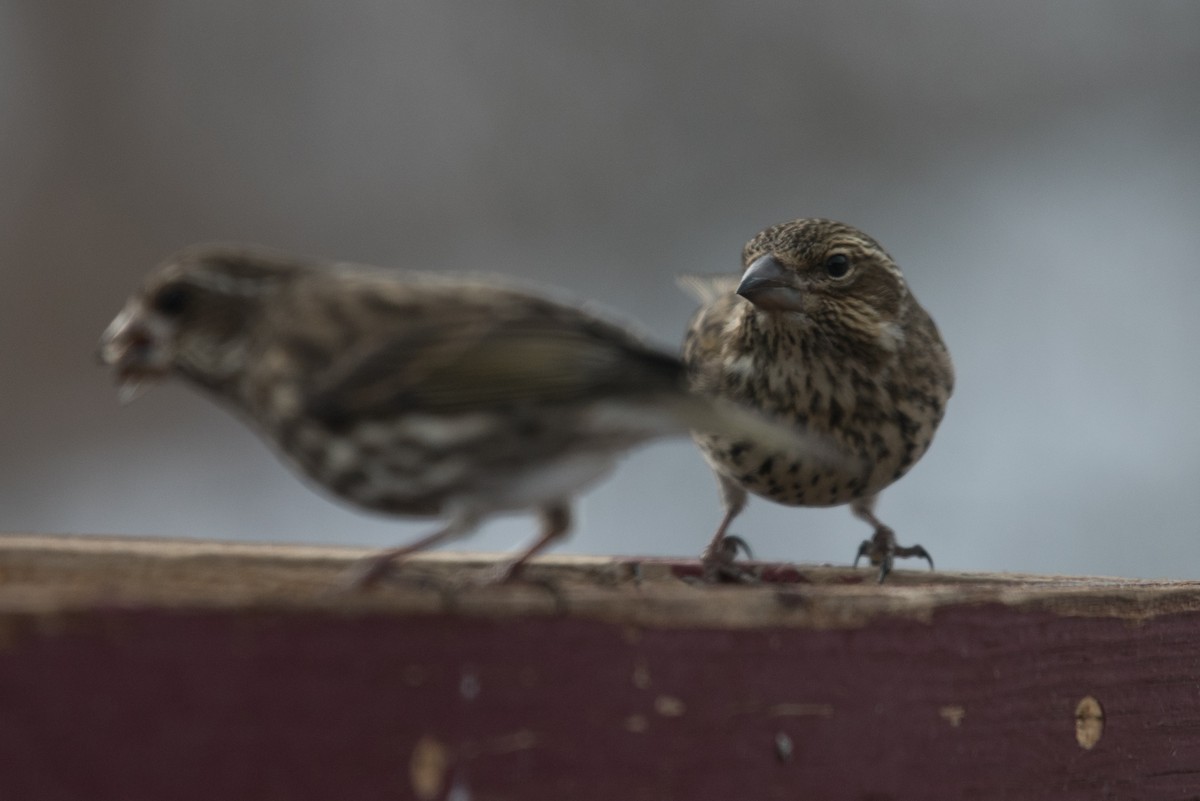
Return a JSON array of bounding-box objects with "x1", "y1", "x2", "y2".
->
[{"x1": 0, "y1": 533, "x2": 1197, "y2": 800}]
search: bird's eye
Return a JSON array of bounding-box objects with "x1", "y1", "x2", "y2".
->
[
  {"x1": 824, "y1": 254, "x2": 851, "y2": 279},
  {"x1": 152, "y1": 283, "x2": 193, "y2": 316}
]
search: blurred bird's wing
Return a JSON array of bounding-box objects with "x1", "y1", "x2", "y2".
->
[
  {"x1": 300, "y1": 292, "x2": 684, "y2": 423},
  {"x1": 288, "y1": 280, "x2": 853, "y2": 469},
  {"x1": 676, "y1": 274, "x2": 738, "y2": 305}
]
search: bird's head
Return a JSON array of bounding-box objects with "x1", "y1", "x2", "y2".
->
[
  {"x1": 737, "y1": 219, "x2": 911, "y2": 348},
  {"x1": 98, "y1": 244, "x2": 308, "y2": 401}
]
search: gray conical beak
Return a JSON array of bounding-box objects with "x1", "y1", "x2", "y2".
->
[{"x1": 737, "y1": 254, "x2": 803, "y2": 312}]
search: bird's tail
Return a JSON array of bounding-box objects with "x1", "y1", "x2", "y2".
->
[
  {"x1": 675, "y1": 273, "x2": 739, "y2": 304},
  {"x1": 667, "y1": 393, "x2": 851, "y2": 469}
]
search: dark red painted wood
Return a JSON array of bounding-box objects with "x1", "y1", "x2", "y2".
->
[{"x1": 0, "y1": 603, "x2": 1198, "y2": 800}]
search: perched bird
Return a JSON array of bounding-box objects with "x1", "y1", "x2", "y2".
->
[
  {"x1": 99, "y1": 244, "x2": 827, "y2": 586},
  {"x1": 683, "y1": 219, "x2": 954, "y2": 581}
]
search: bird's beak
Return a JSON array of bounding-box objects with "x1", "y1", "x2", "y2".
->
[
  {"x1": 97, "y1": 300, "x2": 171, "y2": 403},
  {"x1": 736, "y1": 254, "x2": 804, "y2": 312}
]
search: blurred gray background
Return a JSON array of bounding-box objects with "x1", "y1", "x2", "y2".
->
[{"x1": 3, "y1": 2, "x2": 1198, "y2": 578}]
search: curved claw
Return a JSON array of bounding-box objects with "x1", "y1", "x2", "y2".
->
[
  {"x1": 720, "y1": 534, "x2": 755, "y2": 561},
  {"x1": 699, "y1": 534, "x2": 760, "y2": 584},
  {"x1": 852, "y1": 526, "x2": 935, "y2": 583},
  {"x1": 895, "y1": 544, "x2": 934, "y2": 571},
  {"x1": 853, "y1": 539, "x2": 873, "y2": 568}
]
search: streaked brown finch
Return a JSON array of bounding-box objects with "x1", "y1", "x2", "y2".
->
[
  {"x1": 683, "y1": 219, "x2": 954, "y2": 581},
  {"x1": 99, "y1": 244, "x2": 829, "y2": 585}
]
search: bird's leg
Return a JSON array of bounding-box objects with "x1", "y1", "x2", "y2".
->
[
  {"x1": 345, "y1": 513, "x2": 480, "y2": 590},
  {"x1": 491, "y1": 502, "x2": 572, "y2": 584},
  {"x1": 699, "y1": 474, "x2": 758, "y2": 583},
  {"x1": 851, "y1": 497, "x2": 934, "y2": 583}
]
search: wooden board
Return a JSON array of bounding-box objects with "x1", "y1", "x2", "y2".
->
[{"x1": 0, "y1": 533, "x2": 1197, "y2": 800}]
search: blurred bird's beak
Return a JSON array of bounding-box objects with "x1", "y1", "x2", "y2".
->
[
  {"x1": 737, "y1": 254, "x2": 804, "y2": 312},
  {"x1": 98, "y1": 301, "x2": 171, "y2": 403}
]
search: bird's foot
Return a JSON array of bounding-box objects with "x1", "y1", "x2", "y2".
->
[
  {"x1": 335, "y1": 552, "x2": 465, "y2": 604},
  {"x1": 340, "y1": 552, "x2": 406, "y2": 591},
  {"x1": 698, "y1": 535, "x2": 761, "y2": 584},
  {"x1": 483, "y1": 556, "x2": 533, "y2": 585},
  {"x1": 472, "y1": 559, "x2": 568, "y2": 611},
  {"x1": 853, "y1": 525, "x2": 934, "y2": 583}
]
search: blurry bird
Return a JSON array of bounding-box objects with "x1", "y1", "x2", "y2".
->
[
  {"x1": 683, "y1": 219, "x2": 954, "y2": 581},
  {"x1": 99, "y1": 244, "x2": 829, "y2": 587}
]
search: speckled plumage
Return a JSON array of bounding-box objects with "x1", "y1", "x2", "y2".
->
[
  {"x1": 683, "y1": 219, "x2": 954, "y2": 579},
  {"x1": 99, "y1": 244, "x2": 819, "y2": 586}
]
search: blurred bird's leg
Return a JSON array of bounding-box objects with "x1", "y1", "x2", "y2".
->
[
  {"x1": 345, "y1": 512, "x2": 482, "y2": 590},
  {"x1": 491, "y1": 502, "x2": 571, "y2": 584},
  {"x1": 851, "y1": 496, "x2": 934, "y2": 583},
  {"x1": 699, "y1": 474, "x2": 758, "y2": 582}
]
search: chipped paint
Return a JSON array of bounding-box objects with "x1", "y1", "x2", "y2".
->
[
  {"x1": 1075, "y1": 696, "x2": 1104, "y2": 749},
  {"x1": 631, "y1": 660, "x2": 651, "y2": 689},
  {"x1": 939, "y1": 705, "x2": 966, "y2": 727},
  {"x1": 624, "y1": 714, "x2": 649, "y2": 733},
  {"x1": 409, "y1": 736, "x2": 449, "y2": 800},
  {"x1": 459, "y1": 670, "x2": 481, "y2": 700},
  {"x1": 774, "y1": 732, "x2": 794, "y2": 762},
  {"x1": 654, "y1": 695, "x2": 686, "y2": 717}
]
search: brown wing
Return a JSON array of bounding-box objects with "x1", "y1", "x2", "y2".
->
[{"x1": 288, "y1": 277, "x2": 684, "y2": 426}]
